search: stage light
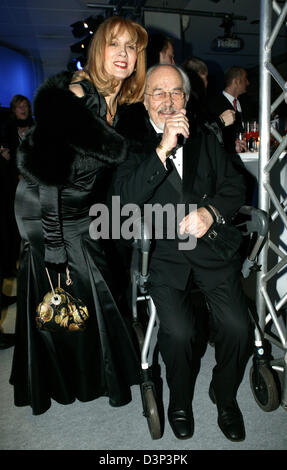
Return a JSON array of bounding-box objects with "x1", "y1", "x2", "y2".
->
[
  {"x1": 211, "y1": 14, "x2": 244, "y2": 52},
  {"x1": 76, "y1": 59, "x2": 84, "y2": 70},
  {"x1": 68, "y1": 15, "x2": 104, "y2": 73},
  {"x1": 85, "y1": 15, "x2": 104, "y2": 32},
  {"x1": 67, "y1": 56, "x2": 86, "y2": 72},
  {"x1": 70, "y1": 36, "x2": 91, "y2": 54},
  {"x1": 71, "y1": 20, "x2": 89, "y2": 38},
  {"x1": 70, "y1": 15, "x2": 104, "y2": 38}
]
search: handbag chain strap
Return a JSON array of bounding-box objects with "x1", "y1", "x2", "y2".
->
[{"x1": 45, "y1": 267, "x2": 72, "y2": 294}]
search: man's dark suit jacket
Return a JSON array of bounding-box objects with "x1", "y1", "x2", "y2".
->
[
  {"x1": 208, "y1": 93, "x2": 244, "y2": 154},
  {"x1": 114, "y1": 104, "x2": 246, "y2": 291}
]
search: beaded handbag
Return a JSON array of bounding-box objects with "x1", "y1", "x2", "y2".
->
[{"x1": 36, "y1": 268, "x2": 89, "y2": 332}]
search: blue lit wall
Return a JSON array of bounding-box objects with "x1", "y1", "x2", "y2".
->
[{"x1": 0, "y1": 45, "x2": 43, "y2": 109}]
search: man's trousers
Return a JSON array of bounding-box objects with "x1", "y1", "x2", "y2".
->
[{"x1": 149, "y1": 269, "x2": 253, "y2": 410}]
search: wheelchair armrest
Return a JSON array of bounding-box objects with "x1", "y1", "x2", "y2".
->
[
  {"x1": 140, "y1": 219, "x2": 151, "y2": 253},
  {"x1": 238, "y1": 205, "x2": 269, "y2": 237},
  {"x1": 132, "y1": 218, "x2": 152, "y2": 277},
  {"x1": 132, "y1": 217, "x2": 151, "y2": 252}
]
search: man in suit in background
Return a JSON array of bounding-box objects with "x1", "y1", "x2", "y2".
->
[
  {"x1": 208, "y1": 66, "x2": 250, "y2": 154},
  {"x1": 146, "y1": 32, "x2": 175, "y2": 69},
  {"x1": 114, "y1": 64, "x2": 252, "y2": 442}
]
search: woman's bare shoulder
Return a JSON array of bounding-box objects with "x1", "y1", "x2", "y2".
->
[{"x1": 69, "y1": 83, "x2": 85, "y2": 97}]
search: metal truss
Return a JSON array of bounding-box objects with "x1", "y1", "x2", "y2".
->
[{"x1": 255, "y1": 0, "x2": 287, "y2": 410}]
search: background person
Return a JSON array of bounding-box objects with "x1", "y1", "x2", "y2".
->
[
  {"x1": 146, "y1": 32, "x2": 175, "y2": 69},
  {"x1": 0, "y1": 95, "x2": 33, "y2": 278},
  {"x1": 181, "y1": 56, "x2": 235, "y2": 141},
  {"x1": 208, "y1": 66, "x2": 250, "y2": 154},
  {"x1": 4, "y1": 95, "x2": 34, "y2": 165}
]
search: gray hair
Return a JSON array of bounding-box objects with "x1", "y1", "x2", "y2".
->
[
  {"x1": 145, "y1": 64, "x2": 191, "y2": 103},
  {"x1": 182, "y1": 56, "x2": 208, "y2": 76}
]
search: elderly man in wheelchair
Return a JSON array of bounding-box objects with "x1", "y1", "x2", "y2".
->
[{"x1": 113, "y1": 64, "x2": 256, "y2": 442}]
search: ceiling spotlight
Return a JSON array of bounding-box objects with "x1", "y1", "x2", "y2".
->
[
  {"x1": 220, "y1": 14, "x2": 234, "y2": 37},
  {"x1": 85, "y1": 15, "x2": 104, "y2": 32},
  {"x1": 71, "y1": 15, "x2": 104, "y2": 38},
  {"x1": 70, "y1": 36, "x2": 91, "y2": 54},
  {"x1": 71, "y1": 20, "x2": 89, "y2": 38},
  {"x1": 67, "y1": 56, "x2": 86, "y2": 72},
  {"x1": 70, "y1": 15, "x2": 104, "y2": 60},
  {"x1": 211, "y1": 14, "x2": 244, "y2": 52}
]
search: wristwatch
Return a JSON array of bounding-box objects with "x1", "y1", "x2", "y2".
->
[
  {"x1": 157, "y1": 143, "x2": 172, "y2": 157},
  {"x1": 219, "y1": 115, "x2": 226, "y2": 127},
  {"x1": 204, "y1": 205, "x2": 225, "y2": 224}
]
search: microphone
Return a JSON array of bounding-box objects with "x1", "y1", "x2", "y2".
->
[
  {"x1": 169, "y1": 134, "x2": 186, "y2": 157},
  {"x1": 177, "y1": 133, "x2": 185, "y2": 147}
]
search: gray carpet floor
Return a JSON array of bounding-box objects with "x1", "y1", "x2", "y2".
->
[{"x1": 1, "y1": 277, "x2": 286, "y2": 451}]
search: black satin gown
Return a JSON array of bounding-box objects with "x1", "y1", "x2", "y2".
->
[{"x1": 10, "y1": 164, "x2": 140, "y2": 415}]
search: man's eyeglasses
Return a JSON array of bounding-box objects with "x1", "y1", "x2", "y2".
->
[{"x1": 145, "y1": 91, "x2": 185, "y2": 101}]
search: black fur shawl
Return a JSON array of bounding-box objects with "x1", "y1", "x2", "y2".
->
[{"x1": 17, "y1": 71, "x2": 128, "y2": 186}]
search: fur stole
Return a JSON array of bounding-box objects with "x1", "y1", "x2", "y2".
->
[
  {"x1": 116, "y1": 102, "x2": 160, "y2": 159},
  {"x1": 116, "y1": 102, "x2": 150, "y2": 143},
  {"x1": 17, "y1": 71, "x2": 128, "y2": 186}
]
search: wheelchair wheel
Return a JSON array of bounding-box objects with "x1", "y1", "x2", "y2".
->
[
  {"x1": 250, "y1": 365, "x2": 280, "y2": 412},
  {"x1": 142, "y1": 385, "x2": 162, "y2": 440}
]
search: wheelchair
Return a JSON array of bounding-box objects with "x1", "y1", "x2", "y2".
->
[
  {"x1": 130, "y1": 205, "x2": 280, "y2": 440},
  {"x1": 130, "y1": 219, "x2": 162, "y2": 439},
  {"x1": 239, "y1": 207, "x2": 287, "y2": 413}
]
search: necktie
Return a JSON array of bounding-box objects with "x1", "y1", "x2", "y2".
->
[{"x1": 233, "y1": 98, "x2": 237, "y2": 111}]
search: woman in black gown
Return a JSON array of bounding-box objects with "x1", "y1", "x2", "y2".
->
[{"x1": 10, "y1": 16, "x2": 148, "y2": 415}]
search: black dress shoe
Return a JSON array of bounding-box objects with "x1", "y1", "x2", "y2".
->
[
  {"x1": 168, "y1": 408, "x2": 194, "y2": 440},
  {"x1": 209, "y1": 385, "x2": 245, "y2": 442},
  {"x1": 0, "y1": 333, "x2": 15, "y2": 349}
]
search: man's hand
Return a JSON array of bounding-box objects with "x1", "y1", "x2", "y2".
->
[
  {"x1": 156, "y1": 109, "x2": 189, "y2": 163},
  {"x1": 0, "y1": 146, "x2": 10, "y2": 161},
  {"x1": 220, "y1": 109, "x2": 235, "y2": 127},
  {"x1": 179, "y1": 207, "x2": 213, "y2": 238},
  {"x1": 235, "y1": 138, "x2": 247, "y2": 153}
]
